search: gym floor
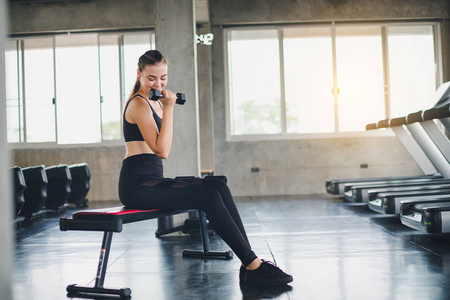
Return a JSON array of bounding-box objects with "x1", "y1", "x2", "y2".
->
[{"x1": 13, "y1": 195, "x2": 450, "y2": 300}]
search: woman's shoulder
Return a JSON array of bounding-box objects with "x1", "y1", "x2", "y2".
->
[
  {"x1": 126, "y1": 94, "x2": 151, "y2": 115},
  {"x1": 127, "y1": 94, "x2": 150, "y2": 108}
]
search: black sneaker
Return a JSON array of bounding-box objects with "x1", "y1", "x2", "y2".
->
[
  {"x1": 239, "y1": 265, "x2": 246, "y2": 283},
  {"x1": 244, "y1": 260, "x2": 293, "y2": 286}
]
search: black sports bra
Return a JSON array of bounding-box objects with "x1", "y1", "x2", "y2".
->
[{"x1": 123, "y1": 94, "x2": 162, "y2": 142}]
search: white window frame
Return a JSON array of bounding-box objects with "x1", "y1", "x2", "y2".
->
[
  {"x1": 7, "y1": 30, "x2": 155, "y2": 149},
  {"x1": 224, "y1": 21, "x2": 442, "y2": 142}
]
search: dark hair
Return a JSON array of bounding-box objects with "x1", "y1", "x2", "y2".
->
[{"x1": 130, "y1": 50, "x2": 168, "y2": 97}]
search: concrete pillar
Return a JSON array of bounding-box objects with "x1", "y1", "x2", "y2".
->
[
  {"x1": 155, "y1": 0, "x2": 200, "y2": 177},
  {"x1": 0, "y1": 0, "x2": 14, "y2": 298},
  {"x1": 197, "y1": 24, "x2": 215, "y2": 172},
  {"x1": 440, "y1": 19, "x2": 450, "y2": 82}
]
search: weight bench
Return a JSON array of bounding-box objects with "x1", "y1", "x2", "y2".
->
[{"x1": 60, "y1": 206, "x2": 233, "y2": 298}]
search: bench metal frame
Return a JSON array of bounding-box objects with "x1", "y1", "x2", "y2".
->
[{"x1": 60, "y1": 207, "x2": 233, "y2": 298}]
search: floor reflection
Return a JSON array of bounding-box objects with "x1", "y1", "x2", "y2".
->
[{"x1": 13, "y1": 196, "x2": 450, "y2": 299}]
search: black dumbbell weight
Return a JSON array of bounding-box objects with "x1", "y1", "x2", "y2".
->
[{"x1": 148, "y1": 89, "x2": 186, "y2": 105}]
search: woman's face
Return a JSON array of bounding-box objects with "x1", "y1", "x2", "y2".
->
[{"x1": 138, "y1": 62, "x2": 168, "y2": 95}]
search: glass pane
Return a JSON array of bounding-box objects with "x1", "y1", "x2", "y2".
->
[
  {"x1": 283, "y1": 27, "x2": 334, "y2": 133},
  {"x1": 55, "y1": 34, "x2": 101, "y2": 144},
  {"x1": 228, "y1": 29, "x2": 281, "y2": 135},
  {"x1": 388, "y1": 25, "x2": 436, "y2": 117},
  {"x1": 123, "y1": 33, "x2": 154, "y2": 101},
  {"x1": 23, "y1": 38, "x2": 56, "y2": 142},
  {"x1": 336, "y1": 26, "x2": 385, "y2": 132},
  {"x1": 99, "y1": 35, "x2": 121, "y2": 140},
  {"x1": 5, "y1": 40, "x2": 21, "y2": 143}
]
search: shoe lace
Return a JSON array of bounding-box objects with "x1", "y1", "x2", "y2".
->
[
  {"x1": 261, "y1": 260, "x2": 287, "y2": 275},
  {"x1": 262, "y1": 259, "x2": 276, "y2": 266}
]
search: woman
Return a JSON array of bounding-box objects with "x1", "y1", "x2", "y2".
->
[{"x1": 118, "y1": 50, "x2": 293, "y2": 287}]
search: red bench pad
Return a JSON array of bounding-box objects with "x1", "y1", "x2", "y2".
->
[{"x1": 71, "y1": 206, "x2": 191, "y2": 224}]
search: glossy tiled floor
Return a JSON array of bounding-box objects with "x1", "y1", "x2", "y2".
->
[{"x1": 13, "y1": 195, "x2": 450, "y2": 300}]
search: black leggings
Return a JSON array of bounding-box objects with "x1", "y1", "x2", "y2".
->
[{"x1": 118, "y1": 154, "x2": 258, "y2": 266}]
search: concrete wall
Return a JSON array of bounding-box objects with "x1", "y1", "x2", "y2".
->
[
  {"x1": 197, "y1": 24, "x2": 215, "y2": 171},
  {"x1": 209, "y1": 0, "x2": 448, "y2": 24},
  {"x1": 8, "y1": 0, "x2": 156, "y2": 34},
  {"x1": 441, "y1": 19, "x2": 450, "y2": 83},
  {"x1": 6, "y1": 0, "x2": 450, "y2": 199},
  {"x1": 154, "y1": 0, "x2": 200, "y2": 178}
]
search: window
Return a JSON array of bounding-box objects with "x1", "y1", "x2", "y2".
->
[
  {"x1": 5, "y1": 40, "x2": 21, "y2": 143},
  {"x1": 387, "y1": 25, "x2": 436, "y2": 117},
  {"x1": 24, "y1": 38, "x2": 55, "y2": 143},
  {"x1": 5, "y1": 31, "x2": 155, "y2": 144},
  {"x1": 99, "y1": 34, "x2": 121, "y2": 141},
  {"x1": 335, "y1": 26, "x2": 385, "y2": 132},
  {"x1": 122, "y1": 34, "x2": 155, "y2": 100},
  {"x1": 55, "y1": 34, "x2": 100, "y2": 144},
  {"x1": 226, "y1": 23, "x2": 440, "y2": 138},
  {"x1": 283, "y1": 27, "x2": 334, "y2": 134},
  {"x1": 228, "y1": 29, "x2": 281, "y2": 135}
]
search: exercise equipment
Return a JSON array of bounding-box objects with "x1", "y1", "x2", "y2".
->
[
  {"x1": 148, "y1": 88, "x2": 186, "y2": 105},
  {"x1": 327, "y1": 82, "x2": 450, "y2": 196},
  {"x1": 326, "y1": 174, "x2": 439, "y2": 195},
  {"x1": 398, "y1": 98, "x2": 450, "y2": 232},
  {"x1": 44, "y1": 164, "x2": 72, "y2": 210},
  {"x1": 68, "y1": 163, "x2": 90, "y2": 207},
  {"x1": 11, "y1": 166, "x2": 26, "y2": 218},
  {"x1": 401, "y1": 198, "x2": 450, "y2": 233},
  {"x1": 343, "y1": 178, "x2": 450, "y2": 202},
  {"x1": 19, "y1": 165, "x2": 48, "y2": 218},
  {"x1": 369, "y1": 188, "x2": 450, "y2": 214},
  {"x1": 345, "y1": 104, "x2": 450, "y2": 203},
  {"x1": 60, "y1": 207, "x2": 233, "y2": 298},
  {"x1": 326, "y1": 116, "x2": 440, "y2": 196},
  {"x1": 337, "y1": 81, "x2": 450, "y2": 233}
]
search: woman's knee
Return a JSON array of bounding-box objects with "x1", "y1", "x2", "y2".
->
[{"x1": 203, "y1": 178, "x2": 230, "y2": 194}]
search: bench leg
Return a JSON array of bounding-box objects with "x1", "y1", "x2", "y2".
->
[
  {"x1": 66, "y1": 231, "x2": 132, "y2": 298},
  {"x1": 182, "y1": 210, "x2": 233, "y2": 260}
]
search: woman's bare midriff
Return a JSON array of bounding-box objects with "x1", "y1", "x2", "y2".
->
[{"x1": 125, "y1": 141, "x2": 155, "y2": 158}]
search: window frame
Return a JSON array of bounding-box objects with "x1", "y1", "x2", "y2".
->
[
  {"x1": 6, "y1": 30, "x2": 155, "y2": 148},
  {"x1": 224, "y1": 21, "x2": 442, "y2": 142}
]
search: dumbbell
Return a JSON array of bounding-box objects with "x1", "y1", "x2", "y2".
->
[{"x1": 148, "y1": 89, "x2": 186, "y2": 105}]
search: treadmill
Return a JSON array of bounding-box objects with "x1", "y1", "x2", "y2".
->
[
  {"x1": 368, "y1": 188, "x2": 450, "y2": 214},
  {"x1": 326, "y1": 82, "x2": 450, "y2": 196},
  {"x1": 401, "y1": 198, "x2": 450, "y2": 233},
  {"x1": 343, "y1": 83, "x2": 450, "y2": 202},
  {"x1": 400, "y1": 101, "x2": 450, "y2": 233},
  {"x1": 327, "y1": 173, "x2": 439, "y2": 195},
  {"x1": 326, "y1": 118, "x2": 439, "y2": 195},
  {"x1": 368, "y1": 102, "x2": 450, "y2": 212},
  {"x1": 343, "y1": 178, "x2": 450, "y2": 202}
]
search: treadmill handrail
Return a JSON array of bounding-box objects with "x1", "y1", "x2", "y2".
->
[
  {"x1": 423, "y1": 103, "x2": 450, "y2": 121},
  {"x1": 406, "y1": 110, "x2": 424, "y2": 124}
]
